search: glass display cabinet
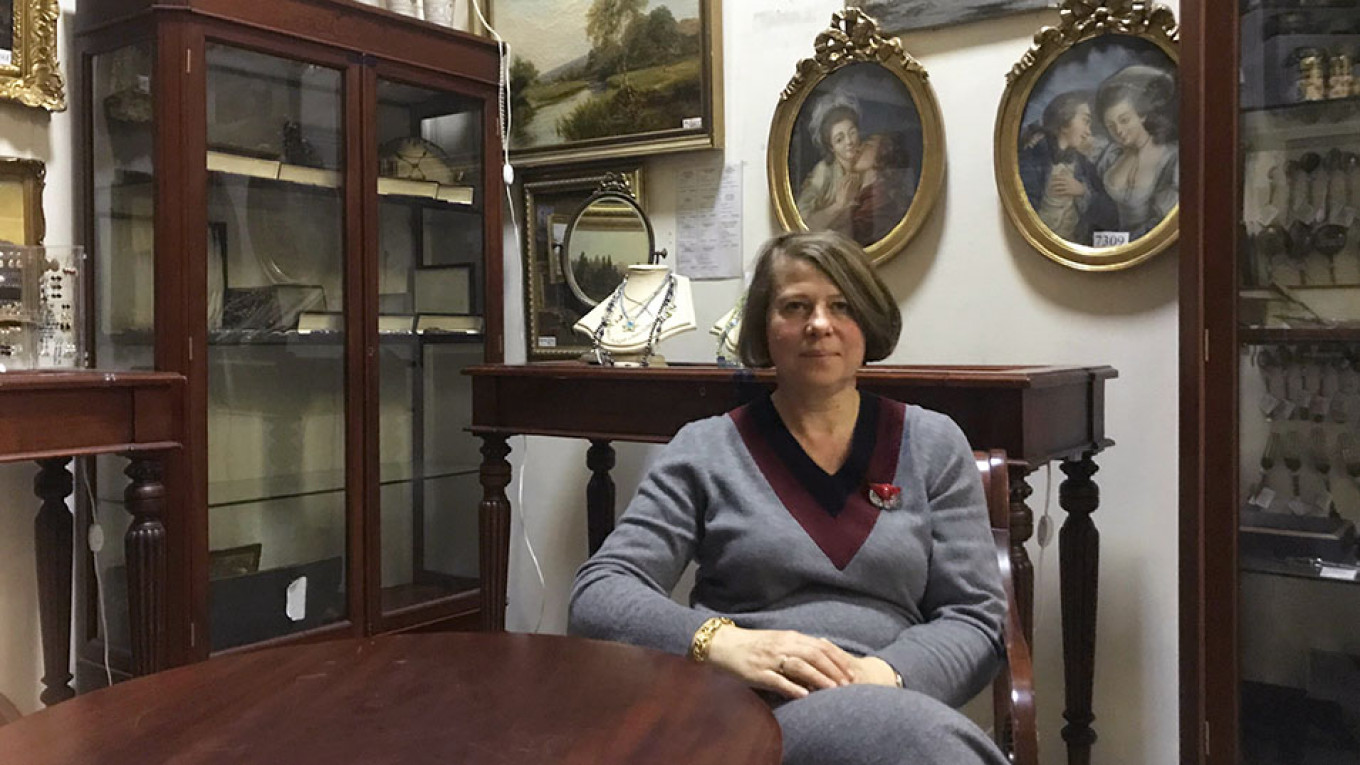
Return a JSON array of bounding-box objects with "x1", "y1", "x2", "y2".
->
[
  {"x1": 1184, "y1": 0, "x2": 1360, "y2": 762},
  {"x1": 74, "y1": 0, "x2": 502, "y2": 679}
]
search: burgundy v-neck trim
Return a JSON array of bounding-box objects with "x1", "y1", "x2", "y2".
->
[{"x1": 730, "y1": 394, "x2": 906, "y2": 570}]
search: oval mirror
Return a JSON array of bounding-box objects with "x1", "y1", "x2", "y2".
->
[{"x1": 560, "y1": 176, "x2": 661, "y2": 306}]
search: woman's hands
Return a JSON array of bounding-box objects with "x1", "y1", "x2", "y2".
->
[{"x1": 705, "y1": 625, "x2": 899, "y2": 699}]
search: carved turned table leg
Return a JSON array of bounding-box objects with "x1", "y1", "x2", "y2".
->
[
  {"x1": 124, "y1": 454, "x2": 167, "y2": 676},
  {"x1": 477, "y1": 434, "x2": 512, "y2": 632},
  {"x1": 1006, "y1": 468, "x2": 1036, "y2": 645},
  {"x1": 586, "y1": 440, "x2": 616, "y2": 555},
  {"x1": 1059, "y1": 453, "x2": 1100, "y2": 765},
  {"x1": 34, "y1": 457, "x2": 74, "y2": 706}
]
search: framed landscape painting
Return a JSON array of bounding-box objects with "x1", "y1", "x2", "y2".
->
[
  {"x1": 487, "y1": 0, "x2": 722, "y2": 166},
  {"x1": 849, "y1": 0, "x2": 1055, "y2": 33}
]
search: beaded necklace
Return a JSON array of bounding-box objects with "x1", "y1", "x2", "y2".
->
[
  {"x1": 715, "y1": 294, "x2": 745, "y2": 367},
  {"x1": 590, "y1": 272, "x2": 677, "y2": 367}
]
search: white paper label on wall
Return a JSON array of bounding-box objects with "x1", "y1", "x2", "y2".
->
[
  {"x1": 538, "y1": 337, "x2": 557, "y2": 348},
  {"x1": 1092, "y1": 231, "x2": 1131, "y2": 248},
  {"x1": 676, "y1": 158, "x2": 743, "y2": 281},
  {"x1": 285, "y1": 576, "x2": 308, "y2": 622},
  {"x1": 0, "y1": 50, "x2": 11, "y2": 68},
  {"x1": 682, "y1": 117, "x2": 703, "y2": 129}
]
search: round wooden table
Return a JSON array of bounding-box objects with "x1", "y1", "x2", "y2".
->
[{"x1": 0, "y1": 633, "x2": 782, "y2": 764}]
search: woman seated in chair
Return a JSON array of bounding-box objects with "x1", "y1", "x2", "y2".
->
[{"x1": 569, "y1": 230, "x2": 1007, "y2": 765}]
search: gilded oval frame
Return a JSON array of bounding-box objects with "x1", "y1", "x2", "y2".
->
[
  {"x1": 995, "y1": 1, "x2": 1179, "y2": 271},
  {"x1": 767, "y1": 9, "x2": 945, "y2": 267}
]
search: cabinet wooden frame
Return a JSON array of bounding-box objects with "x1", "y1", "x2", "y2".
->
[{"x1": 74, "y1": 0, "x2": 503, "y2": 673}]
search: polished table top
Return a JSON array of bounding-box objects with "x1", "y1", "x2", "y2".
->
[{"x1": 0, "y1": 633, "x2": 782, "y2": 764}]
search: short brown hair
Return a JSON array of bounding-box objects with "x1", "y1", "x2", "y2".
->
[{"x1": 738, "y1": 230, "x2": 901, "y2": 368}]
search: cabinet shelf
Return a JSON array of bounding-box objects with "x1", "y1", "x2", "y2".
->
[
  {"x1": 381, "y1": 576, "x2": 480, "y2": 614},
  {"x1": 205, "y1": 462, "x2": 479, "y2": 509},
  {"x1": 205, "y1": 150, "x2": 477, "y2": 208},
  {"x1": 1241, "y1": 556, "x2": 1360, "y2": 586},
  {"x1": 1239, "y1": 326, "x2": 1360, "y2": 343},
  {"x1": 209, "y1": 328, "x2": 484, "y2": 345},
  {"x1": 1241, "y1": 97, "x2": 1360, "y2": 148}
]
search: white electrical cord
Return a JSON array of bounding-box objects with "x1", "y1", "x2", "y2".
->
[
  {"x1": 468, "y1": 0, "x2": 522, "y2": 320},
  {"x1": 82, "y1": 468, "x2": 114, "y2": 688},
  {"x1": 515, "y1": 435, "x2": 547, "y2": 633},
  {"x1": 468, "y1": 0, "x2": 537, "y2": 629}
]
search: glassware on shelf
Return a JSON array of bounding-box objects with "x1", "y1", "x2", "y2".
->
[
  {"x1": 385, "y1": 0, "x2": 422, "y2": 18},
  {"x1": 1295, "y1": 48, "x2": 1328, "y2": 102}
]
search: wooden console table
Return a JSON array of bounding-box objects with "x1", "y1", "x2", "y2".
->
[
  {"x1": 467, "y1": 362, "x2": 1116, "y2": 764},
  {"x1": 0, "y1": 370, "x2": 184, "y2": 706}
]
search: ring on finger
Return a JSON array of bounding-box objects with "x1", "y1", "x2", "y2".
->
[{"x1": 778, "y1": 656, "x2": 791, "y2": 675}]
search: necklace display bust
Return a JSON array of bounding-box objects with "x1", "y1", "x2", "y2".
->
[
  {"x1": 710, "y1": 295, "x2": 744, "y2": 365},
  {"x1": 574, "y1": 264, "x2": 696, "y2": 366}
]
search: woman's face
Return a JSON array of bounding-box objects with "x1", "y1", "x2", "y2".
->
[
  {"x1": 766, "y1": 255, "x2": 866, "y2": 393},
  {"x1": 1057, "y1": 103, "x2": 1093, "y2": 152},
  {"x1": 827, "y1": 118, "x2": 861, "y2": 170},
  {"x1": 1103, "y1": 99, "x2": 1150, "y2": 149}
]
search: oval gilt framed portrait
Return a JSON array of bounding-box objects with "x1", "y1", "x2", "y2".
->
[
  {"x1": 768, "y1": 9, "x2": 945, "y2": 266},
  {"x1": 995, "y1": 1, "x2": 1179, "y2": 271}
]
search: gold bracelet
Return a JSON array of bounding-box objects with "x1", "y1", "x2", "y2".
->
[{"x1": 688, "y1": 616, "x2": 733, "y2": 662}]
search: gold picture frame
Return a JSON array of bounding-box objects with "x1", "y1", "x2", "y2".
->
[
  {"x1": 522, "y1": 164, "x2": 643, "y2": 360},
  {"x1": 994, "y1": 0, "x2": 1179, "y2": 271},
  {"x1": 0, "y1": 157, "x2": 45, "y2": 244},
  {"x1": 767, "y1": 9, "x2": 945, "y2": 267},
  {"x1": 0, "y1": 0, "x2": 65, "y2": 111},
  {"x1": 483, "y1": 0, "x2": 723, "y2": 168}
]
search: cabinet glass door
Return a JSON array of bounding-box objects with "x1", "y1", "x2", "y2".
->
[
  {"x1": 89, "y1": 40, "x2": 157, "y2": 661},
  {"x1": 374, "y1": 78, "x2": 484, "y2": 617},
  {"x1": 1237, "y1": 3, "x2": 1360, "y2": 761},
  {"x1": 203, "y1": 44, "x2": 348, "y2": 650}
]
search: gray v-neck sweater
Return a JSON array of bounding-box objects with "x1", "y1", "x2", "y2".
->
[{"x1": 569, "y1": 398, "x2": 1006, "y2": 708}]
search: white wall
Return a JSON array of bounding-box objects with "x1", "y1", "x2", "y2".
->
[
  {"x1": 0, "y1": 0, "x2": 78, "y2": 715},
  {"x1": 0, "y1": 2, "x2": 1182, "y2": 759},
  {"x1": 500, "y1": 3, "x2": 1180, "y2": 765}
]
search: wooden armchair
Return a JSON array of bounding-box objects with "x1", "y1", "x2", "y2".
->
[{"x1": 974, "y1": 450, "x2": 1038, "y2": 765}]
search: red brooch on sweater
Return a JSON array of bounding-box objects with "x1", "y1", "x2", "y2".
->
[{"x1": 867, "y1": 483, "x2": 902, "y2": 510}]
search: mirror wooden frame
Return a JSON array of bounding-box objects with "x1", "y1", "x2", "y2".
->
[
  {"x1": 561, "y1": 178, "x2": 658, "y2": 307},
  {"x1": 522, "y1": 164, "x2": 643, "y2": 361}
]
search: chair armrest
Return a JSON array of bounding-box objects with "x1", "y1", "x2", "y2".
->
[{"x1": 992, "y1": 528, "x2": 1038, "y2": 765}]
